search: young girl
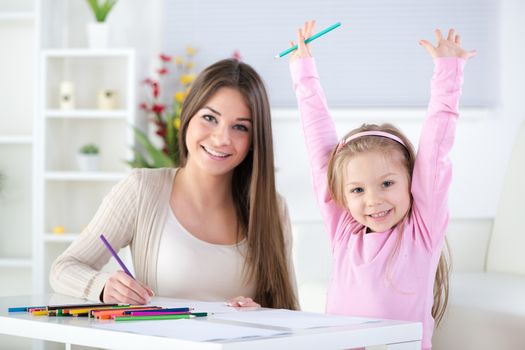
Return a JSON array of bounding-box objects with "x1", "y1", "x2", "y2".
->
[
  {"x1": 50, "y1": 58, "x2": 298, "y2": 310},
  {"x1": 289, "y1": 21, "x2": 476, "y2": 349}
]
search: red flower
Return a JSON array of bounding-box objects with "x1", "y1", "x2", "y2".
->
[
  {"x1": 139, "y1": 102, "x2": 148, "y2": 110},
  {"x1": 152, "y1": 81, "x2": 159, "y2": 98},
  {"x1": 157, "y1": 67, "x2": 169, "y2": 75},
  {"x1": 159, "y1": 53, "x2": 172, "y2": 62},
  {"x1": 152, "y1": 104, "x2": 165, "y2": 114}
]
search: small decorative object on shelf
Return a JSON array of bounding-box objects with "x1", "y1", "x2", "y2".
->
[
  {"x1": 129, "y1": 48, "x2": 197, "y2": 168},
  {"x1": 59, "y1": 81, "x2": 75, "y2": 110},
  {"x1": 77, "y1": 143, "x2": 100, "y2": 172},
  {"x1": 97, "y1": 89, "x2": 118, "y2": 110},
  {"x1": 52, "y1": 226, "x2": 65, "y2": 235},
  {"x1": 85, "y1": 0, "x2": 118, "y2": 49}
]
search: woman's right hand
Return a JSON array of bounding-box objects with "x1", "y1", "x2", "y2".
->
[
  {"x1": 102, "y1": 271, "x2": 154, "y2": 304},
  {"x1": 290, "y1": 20, "x2": 316, "y2": 63}
]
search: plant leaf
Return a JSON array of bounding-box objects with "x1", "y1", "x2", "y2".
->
[
  {"x1": 126, "y1": 148, "x2": 152, "y2": 168},
  {"x1": 132, "y1": 127, "x2": 175, "y2": 168}
]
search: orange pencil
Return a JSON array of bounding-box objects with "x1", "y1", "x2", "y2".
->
[{"x1": 92, "y1": 306, "x2": 162, "y2": 319}]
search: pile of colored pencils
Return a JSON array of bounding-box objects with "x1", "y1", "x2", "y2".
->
[{"x1": 8, "y1": 303, "x2": 208, "y2": 321}]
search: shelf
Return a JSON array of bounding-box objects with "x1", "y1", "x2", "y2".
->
[
  {"x1": 0, "y1": 135, "x2": 33, "y2": 144},
  {"x1": 44, "y1": 233, "x2": 78, "y2": 243},
  {"x1": 45, "y1": 171, "x2": 128, "y2": 181},
  {"x1": 0, "y1": 258, "x2": 32, "y2": 268},
  {"x1": 45, "y1": 109, "x2": 129, "y2": 119},
  {"x1": 0, "y1": 13, "x2": 35, "y2": 21},
  {"x1": 42, "y1": 49, "x2": 135, "y2": 58}
]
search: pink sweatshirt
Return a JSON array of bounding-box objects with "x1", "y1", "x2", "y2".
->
[{"x1": 290, "y1": 57, "x2": 465, "y2": 350}]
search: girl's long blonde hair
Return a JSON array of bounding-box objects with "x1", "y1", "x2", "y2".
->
[
  {"x1": 178, "y1": 59, "x2": 298, "y2": 310},
  {"x1": 327, "y1": 123, "x2": 450, "y2": 326}
]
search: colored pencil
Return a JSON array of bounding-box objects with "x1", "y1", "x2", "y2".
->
[
  {"x1": 123, "y1": 307, "x2": 191, "y2": 315},
  {"x1": 100, "y1": 234, "x2": 134, "y2": 278},
  {"x1": 114, "y1": 312, "x2": 208, "y2": 321},
  {"x1": 92, "y1": 307, "x2": 163, "y2": 319},
  {"x1": 46, "y1": 303, "x2": 119, "y2": 311},
  {"x1": 8, "y1": 306, "x2": 46, "y2": 312},
  {"x1": 274, "y1": 22, "x2": 341, "y2": 59}
]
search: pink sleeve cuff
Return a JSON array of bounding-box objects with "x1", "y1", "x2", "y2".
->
[{"x1": 290, "y1": 57, "x2": 319, "y2": 86}]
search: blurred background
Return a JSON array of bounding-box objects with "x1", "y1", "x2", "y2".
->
[{"x1": 1, "y1": 0, "x2": 524, "y2": 349}]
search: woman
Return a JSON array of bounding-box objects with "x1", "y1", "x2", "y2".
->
[{"x1": 50, "y1": 59, "x2": 298, "y2": 310}]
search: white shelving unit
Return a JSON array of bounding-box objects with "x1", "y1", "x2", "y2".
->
[
  {"x1": 34, "y1": 49, "x2": 136, "y2": 294},
  {"x1": 0, "y1": 0, "x2": 39, "y2": 298}
]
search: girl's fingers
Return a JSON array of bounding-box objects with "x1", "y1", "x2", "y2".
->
[
  {"x1": 305, "y1": 20, "x2": 315, "y2": 38},
  {"x1": 465, "y1": 49, "x2": 478, "y2": 59},
  {"x1": 434, "y1": 29, "x2": 443, "y2": 44},
  {"x1": 419, "y1": 40, "x2": 435, "y2": 57},
  {"x1": 455, "y1": 34, "x2": 461, "y2": 45},
  {"x1": 447, "y1": 28, "x2": 456, "y2": 41},
  {"x1": 296, "y1": 28, "x2": 303, "y2": 47}
]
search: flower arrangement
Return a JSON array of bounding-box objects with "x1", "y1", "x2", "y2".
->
[
  {"x1": 86, "y1": 0, "x2": 118, "y2": 22},
  {"x1": 128, "y1": 47, "x2": 197, "y2": 168}
]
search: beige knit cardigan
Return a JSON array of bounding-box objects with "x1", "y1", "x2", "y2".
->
[{"x1": 49, "y1": 168, "x2": 298, "y2": 303}]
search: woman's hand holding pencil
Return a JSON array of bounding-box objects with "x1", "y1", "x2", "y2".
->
[
  {"x1": 99, "y1": 234, "x2": 154, "y2": 305},
  {"x1": 102, "y1": 270, "x2": 154, "y2": 305}
]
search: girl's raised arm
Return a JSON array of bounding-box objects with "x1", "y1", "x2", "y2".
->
[{"x1": 412, "y1": 29, "x2": 476, "y2": 249}]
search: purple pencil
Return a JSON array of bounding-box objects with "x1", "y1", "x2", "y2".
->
[
  {"x1": 129, "y1": 311, "x2": 190, "y2": 316},
  {"x1": 100, "y1": 234, "x2": 134, "y2": 279}
]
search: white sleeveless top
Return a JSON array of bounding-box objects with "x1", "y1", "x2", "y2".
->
[{"x1": 156, "y1": 206, "x2": 257, "y2": 301}]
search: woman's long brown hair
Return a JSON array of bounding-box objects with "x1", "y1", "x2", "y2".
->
[
  {"x1": 327, "y1": 123, "x2": 449, "y2": 326},
  {"x1": 178, "y1": 59, "x2": 298, "y2": 310}
]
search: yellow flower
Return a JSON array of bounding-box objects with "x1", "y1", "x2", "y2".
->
[
  {"x1": 186, "y1": 46, "x2": 197, "y2": 56},
  {"x1": 180, "y1": 74, "x2": 195, "y2": 85},
  {"x1": 174, "y1": 117, "x2": 181, "y2": 130},
  {"x1": 185, "y1": 61, "x2": 194, "y2": 70},
  {"x1": 174, "y1": 91, "x2": 186, "y2": 103},
  {"x1": 174, "y1": 56, "x2": 183, "y2": 65}
]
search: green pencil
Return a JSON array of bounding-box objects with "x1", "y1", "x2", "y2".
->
[
  {"x1": 274, "y1": 22, "x2": 341, "y2": 59},
  {"x1": 114, "y1": 312, "x2": 208, "y2": 321}
]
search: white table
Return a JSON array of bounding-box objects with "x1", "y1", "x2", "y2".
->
[{"x1": 0, "y1": 294, "x2": 422, "y2": 349}]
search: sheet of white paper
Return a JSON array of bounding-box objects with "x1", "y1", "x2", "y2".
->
[
  {"x1": 95, "y1": 318, "x2": 288, "y2": 342},
  {"x1": 148, "y1": 297, "x2": 238, "y2": 314},
  {"x1": 212, "y1": 309, "x2": 377, "y2": 329}
]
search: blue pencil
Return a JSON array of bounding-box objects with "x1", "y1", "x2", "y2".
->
[
  {"x1": 274, "y1": 22, "x2": 341, "y2": 59},
  {"x1": 8, "y1": 306, "x2": 45, "y2": 312},
  {"x1": 100, "y1": 234, "x2": 134, "y2": 278}
]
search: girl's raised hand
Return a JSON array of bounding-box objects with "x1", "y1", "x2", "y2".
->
[
  {"x1": 419, "y1": 28, "x2": 477, "y2": 60},
  {"x1": 290, "y1": 20, "x2": 316, "y2": 63},
  {"x1": 102, "y1": 270, "x2": 154, "y2": 304}
]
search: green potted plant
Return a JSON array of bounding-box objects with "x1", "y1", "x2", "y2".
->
[
  {"x1": 77, "y1": 143, "x2": 100, "y2": 172},
  {"x1": 85, "y1": 0, "x2": 118, "y2": 49}
]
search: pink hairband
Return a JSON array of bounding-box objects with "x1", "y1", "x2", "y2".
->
[{"x1": 337, "y1": 131, "x2": 407, "y2": 152}]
